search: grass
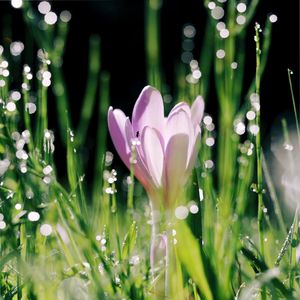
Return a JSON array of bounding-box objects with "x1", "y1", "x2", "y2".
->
[{"x1": 0, "y1": 0, "x2": 299, "y2": 299}]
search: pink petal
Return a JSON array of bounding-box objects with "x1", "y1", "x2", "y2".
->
[
  {"x1": 165, "y1": 134, "x2": 189, "y2": 207},
  {"x1": 166, "y1": 109, "x2": 193, "y2": 150},
  {"x1": 141, "y1": 127, "x2": 164, "y2": 188},
  {"x1": 169, "y1": 102, "x2": 191, "y2": 118},
  {"x1": 107, "y1": 107, "x2": 131, "y2": 168},
  {"x1": 186, "y1": 125, "x2": 201, "y2": 175},
  {"x1": 191, "y1": 96, "x2": 205, "y2": 127},
  {"x1": 132, "y1": 86, "x2": 165, "y2": 137},
  {"x1": 124, "y1": 119, "x2": 154, "y2": 190}
]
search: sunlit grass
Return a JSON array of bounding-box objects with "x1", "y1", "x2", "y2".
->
[{"x1": 0, "y1": 1, "x2": 299, "y2": 299}]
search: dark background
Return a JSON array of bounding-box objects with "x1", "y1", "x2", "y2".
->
[{"x1": 0, "y1": 0, "x2": 299, "y2": 169}]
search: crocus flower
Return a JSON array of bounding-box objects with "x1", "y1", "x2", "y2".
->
[{"x1": 107, "y1": 85, "x2": 204, "y2": 209}]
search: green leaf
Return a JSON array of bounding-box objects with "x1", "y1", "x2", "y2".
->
[
  {"x1": 121, "y1": 221, "x2": 137, "y2": 260},
  {"x1": 175, "y1": 221, "x2": 213, "y2": 300},
  {"x1": 0, "y1": 250, "x2": 19, "y2": 271},
  {"x1": 241, "y1": 247, "x2": 293, "y2": 298}
]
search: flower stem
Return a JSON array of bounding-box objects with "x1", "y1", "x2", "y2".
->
[{"x1": 150, "y1": 208, "x2": 171, "y2": 300}]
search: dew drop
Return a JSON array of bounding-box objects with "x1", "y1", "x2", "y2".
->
[
  {"x1": 206, "y1": 137, "x2": 215, "y2": 146},
  {"x1": 208, "y1": 1, "x2": 216, "y2": 10},
  {"x1": 204, "y1": 160, "x2": 214, "y2": 169},
  {"x1": 43, "y1": 165, "x2": 53, "y2": 175},
  {"x1": 6, "y1": 102, "x2": 16, "y2": 112},
  {"x1": 249, "y1": 124, "x2": 259, "y2": 135},
  {"x1": 269, "y1": 14, "x2": 278, "y2": 23},
  {"x1": 26, "y1": 103, "x2": 37, "y2": 114},
  {"x1": 43, "y1": 176, "x2": 51, "y2": 184},
  {"x1": 10, "y1": 42, "x2": 24, "y2": 56},
  {"x1": 0, "y1": 221, "x2": 6, "y2": 230},
  {"x1": 40, "y1": 223, "x2": 52, "y2": 236},
  {"x1": 236, "y1": 15, "x2": 246, "y2": 25},
  {"x1": 216, "y1": 49, "x2": 225, "y2": 59},
  {"x1": 230, "y1": 62, "x2": 238, "y2": 69},
  {"x1": 11, "y1": 0, "x2": 23, "y2": 9},
  {"x1": 28, "y1": 211, "x2": 40, "y2": 222},
  {"x1": 211, "y1": 6, "x2": 224, "y2": 20},
  {"x1": 236, "y1": 3, "x2": 247, "y2": 13},
  {"x1": 199, "y1": 188, "x2": 204, "y2": 201},
  {"x1": 216, "y1": 21, "x2": 226, "y2": 31},
  {"x1": 60, "y1": 10, "x2": 72, "y2": 23},
  {"x1": 220, "y1": 28, "x2": 229, "y2": 38},
  {"x1": 175, "y1": 206, "x2": 189, "y2": 220},
  {"x1": 38, "y1": 1, "x2": 51, "y2": 15},
  {"x1": 190, "y1": 204, "x2": 199, "y2": 214},
  {"x1": 183, "y1": 24, "x2": 196, "y2": 38},
  {"x1": 203, "y1": 115, "x2": 213, "y2": 125},
  {"x1": 235, "y1": 121, "x2": 246, "y2": 135},
  {"x1": 246, "y1": 110, "x2": 256, "y2": 120},
  {"x1": 44, "y1": 12, "x2": 57, "y2": 25}
]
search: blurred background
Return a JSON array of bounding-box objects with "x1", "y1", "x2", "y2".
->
[{"x1": 0, "y1": 0, "x2": 299, "y2": 177}]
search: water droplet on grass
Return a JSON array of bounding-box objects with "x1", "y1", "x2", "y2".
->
[
  {"x1": 190, "y1": 204, "x2": 199, "y2": 214},
  {"x1": 236, "y1": 3, "x2": 247, "y2": 13},
  {"x1": 28, "y1": 211, "x2": 40, "y2": 222},
  {"x1": 43, "y1": 165, "x2": 53, "y2": 175},
  {"x1": 6, "y1": 102, "x2": 16, "y2": 112},
  {"x1": 216, "y1": 49, "x2": 225, "y2": 59},
  {"x1": 199, "y1": 188, "x2": 204, "y2": 201},
  {"x1": 10, "y1": 42, "x2": 24, "y2": 56},
  {"x1": 231, "y1": 62, "x2": 238, "y2": 69},
  {"x1": 0, "y1": 221, "x2": 6, "y2": 230},
  {"x1": 44, "y1": 12, "x2": 57, "y2": 25},
  {"x1": 236, "y1": 15, "x2": 246, "y2": 25},
  {"x1": 60, "y1": 10, "x2": 72, "y2": 23},
  {"x1": 38, "y1": 1, "x2": 51, "y2": 15},
  {"x1": 269, "y1": 14, "x2": 278, "y2": 23},
  {"x1": 183, "y1": 24, "x2": 196, "y2": 38},
  {"x1": 175, "y1": 205, "x2": 189, "y2": 220},
  {"x1": 206, "y1": 137, "x2": 215, "y2": 146},
  {"x1": 211, "y1": 6, "x2": 224, "y2": 20},
  {"x1": 11, "y1": 0, "x2": 23, "y2": 9},
  {"x1": 40, "y1": 223, "x2": 52, "y2": 236}
]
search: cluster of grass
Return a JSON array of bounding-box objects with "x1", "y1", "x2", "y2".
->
[{"x1": 0, "y1": 0, "x2": 299, "y2": 299}]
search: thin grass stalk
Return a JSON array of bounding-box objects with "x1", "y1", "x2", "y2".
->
[
  {"x1": 22, "y1": 72, "x2": 34, "y2": 152},
  {"x1": 145, "y1": 0, "x2": 162, "y2": 90},
  {"x1": 92, "y1": 71, "x2": 110, "y2": 228},
  {"x1": 254, "y1": 23, "x2": 263, "y2": 252},
  {"x1": 76, "y1": 36, "x2": 101, "y2": 147},
  {"x1": 254, "y1": 23, "x2": 266, "y2": 300},
  {"x1": 287, "y1": 68, "x2": 300, "y2": 146},
  {"x1": 261, "y1": 153, "x2": 286, "y2": 234},
  {"x1": 290, "y1": 210, "x2": 298, "y2": 289}
]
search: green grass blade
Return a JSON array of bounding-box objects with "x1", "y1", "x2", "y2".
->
[
  {"x1": 176, "y1": 221, "x2": 213, "y2": 300},
  {"x1": 76, "y1": 36, "x2": 101, "y2": 147}
]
